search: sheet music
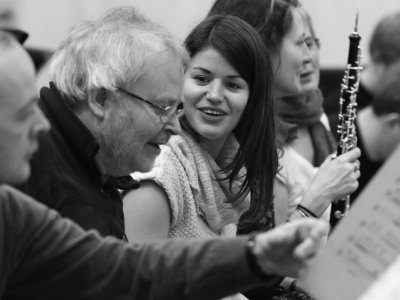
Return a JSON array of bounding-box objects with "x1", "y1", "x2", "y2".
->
[
  {"x1": 297, "y1": 144, "x2": 400, "y2": 300},
  {"x1": 358, "y1": 254, "x2": 400, "y2": 300}
]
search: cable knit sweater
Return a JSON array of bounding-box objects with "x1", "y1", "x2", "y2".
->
[{"x1": 132, "y1": 130, "x2": 250, "y2": 239}]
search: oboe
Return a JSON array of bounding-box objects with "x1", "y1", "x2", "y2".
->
[{"x1": 329, "y1": 14, "x2": 362, "y2": 229}]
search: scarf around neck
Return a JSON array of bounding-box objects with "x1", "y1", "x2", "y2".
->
[
  {"x1": 176, "y1": 131, "x2": 250, "y2": 233},
  {"x1": 134, "y1": 130, "x2": 250, "y2": 235},
  {"x1": 276, "y1": 89, "x2": 337, "y2": 166}
]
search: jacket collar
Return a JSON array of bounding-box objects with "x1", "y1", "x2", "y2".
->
[
  {"x1": 39, "y1": 82, "x2": 139, "y2": 190},
  {"x1": 40, "y1": 82, "x2": 100, "y2": 166}
]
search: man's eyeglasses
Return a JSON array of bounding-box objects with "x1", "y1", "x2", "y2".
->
[{"x1": 118, "y1": 88, "x2": 184, "y2": 124}]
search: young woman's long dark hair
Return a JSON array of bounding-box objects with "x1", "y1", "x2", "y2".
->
[
  {"x1": 183, "y1": 15, "x2": 278, "y2": 232},
  {"x1": 208, "y1": 0, "x2": 301, "y2": 151}
]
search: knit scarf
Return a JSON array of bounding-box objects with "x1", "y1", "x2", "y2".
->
[
  {"x1": 135, "y1": 130, "x2": 250, "y2": 235},
  {"x1": 178, "y1": 131, "x2": 250, "y2": 232},
  {"x1": 276, "y1": 89, "x2": 337, "y2": 166}
]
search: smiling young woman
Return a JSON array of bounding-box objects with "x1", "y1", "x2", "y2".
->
[{"x1": 123, "y1": 14, "x2": 277, "y2": 249}]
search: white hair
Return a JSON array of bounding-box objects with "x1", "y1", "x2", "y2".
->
[{"x1": 50, "y1": 6, "x2": 189, "y2": 105}]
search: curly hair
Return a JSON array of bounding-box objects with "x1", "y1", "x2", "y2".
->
[{"x1": 50, "y1": 6, "x2": 189, "y2": 106}]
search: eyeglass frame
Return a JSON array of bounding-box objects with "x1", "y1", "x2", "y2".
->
[{"x1": 117, "y1": 88, "x2": 184, "y2": 123}]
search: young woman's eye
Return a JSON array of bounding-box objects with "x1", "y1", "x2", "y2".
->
[
  {"x1": 193, "y1": 75, "x2": 210, "y2": 85},
  {"x1": 226, "y1": 82, "x2": 241, "y2": 90}
]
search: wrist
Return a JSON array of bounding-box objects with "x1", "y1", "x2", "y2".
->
[
  {"x1": 245, "y1": 233, "x2": 275, "y2": 281},
  {"x1": 296, "y1": 204, "x2": 317, "y2": 218},
  {"x1": 302, "y1": 187, "x2": 331, "y2": 216}
]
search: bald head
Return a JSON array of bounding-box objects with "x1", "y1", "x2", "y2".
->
[
  {"x1": 0, "y1": 32, "x2": 36, "y2": 97},
  {"x1": 0, "y1": 31, "x2": 49, "y2": 184}
]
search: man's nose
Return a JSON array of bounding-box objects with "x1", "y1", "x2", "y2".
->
[{"x1": 163, "y1": 113, "x2": 181, "y2": 136}]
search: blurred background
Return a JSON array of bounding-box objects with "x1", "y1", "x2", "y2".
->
[{"x1": 1, "y1": 0, "x2": 398, "y2": 87}]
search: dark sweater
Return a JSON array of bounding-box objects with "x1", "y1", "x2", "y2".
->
[{"x1": 0, "y1": 185, "x2": 277, "y2": 300}]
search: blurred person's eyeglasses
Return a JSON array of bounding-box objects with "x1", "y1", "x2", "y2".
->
[
  {"x1": 304, "y1": 36, "x2": 321, "y2": 50},
  {"x1": 118, "y1": 88, "x2": 184, "y2": 124}
]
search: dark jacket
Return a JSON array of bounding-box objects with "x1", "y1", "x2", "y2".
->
[
  {"x1": 1, "y1": 185, "x2": 279, "y2": 300},
  {"x1": 19, "y1": 83, "x2": 137, "y2": 241}
]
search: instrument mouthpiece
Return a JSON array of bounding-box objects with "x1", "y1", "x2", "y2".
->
[{"x1": 354, "y1": 11, "x2": 359, "y2": 33}]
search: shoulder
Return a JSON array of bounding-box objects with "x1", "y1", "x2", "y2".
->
[
  {"x1": 0, "y1": 185, "x2": 58, "y2": 235},
  {"x1": 124, "y1": 180, "x2": 169, "y2": 204},
  {"x1": 0, "y1": 185, "x2": 39, "y2": 213},
  {"x1": 124, "y1": 181, "x2": 171, "y2": 223},
  {"x1": 123, "y1": 181, "x2": 171, "y2": 240}
]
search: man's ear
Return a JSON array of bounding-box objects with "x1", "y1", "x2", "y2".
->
[{"x1": 87, "y1": 88, "x2": 109, "y2": 118}]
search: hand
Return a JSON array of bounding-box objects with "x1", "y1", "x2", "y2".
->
[
  {"x1": 302, "y1": 148, "x2": 361, "y2": 214},
  {"x1": 252, "y1": 218, "x2": 328, "y2": 278}
]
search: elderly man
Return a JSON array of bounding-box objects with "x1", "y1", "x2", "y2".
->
[
  {"x1": 18, "y1": 7, "x2": 188, "y2": 240},
  {"x1": 0, "y1": 26, "x2": 328, "y2": 300}
]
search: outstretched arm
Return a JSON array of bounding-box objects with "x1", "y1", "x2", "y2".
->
[
  {"x1": 1, "y1": 185, "x2": 279, "y2": 300},
  {"x1": 2, "y1": 186, "x2": 327, "y2": 300}
]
